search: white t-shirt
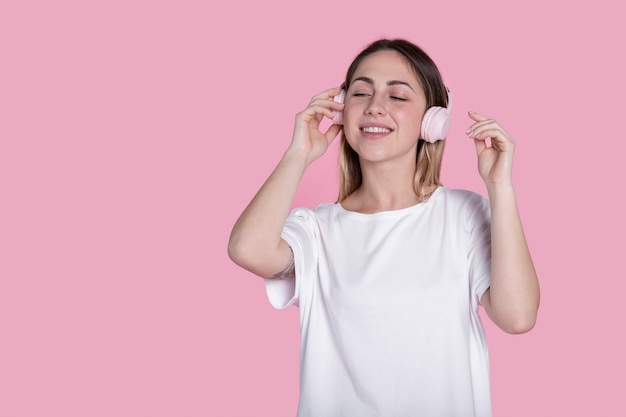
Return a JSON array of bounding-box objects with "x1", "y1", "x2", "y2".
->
[{"x1": 265, "y1": 186, "x2": 493, "y2": 417}]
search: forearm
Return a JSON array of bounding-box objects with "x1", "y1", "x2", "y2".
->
[
  {"x1": 228, "y1": 148, "x2": 309, "y2": 276},
  {"x1": 486, "y1": 183, "x2": 540, "y2": 333}
]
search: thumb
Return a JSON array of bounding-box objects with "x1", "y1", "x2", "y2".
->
[
  {"x1": 324, "y1": 124, "x2": 343, "y2": 143},
  {"x1": 473, "y1": 137, "x2": 487, "y2": 155}
]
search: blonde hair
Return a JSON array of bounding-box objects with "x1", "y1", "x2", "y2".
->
[{"x1": 337, "y1": 39, "x2": 449, "y2": 203}]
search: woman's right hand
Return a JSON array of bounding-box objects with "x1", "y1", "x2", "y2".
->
[{"x1": 288, "y1": 87, "x2": 344, "y2": 165}]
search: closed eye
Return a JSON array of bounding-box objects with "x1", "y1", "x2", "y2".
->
[{"x1": 391, "y1": 96, "x2": 407, "y2": 101}]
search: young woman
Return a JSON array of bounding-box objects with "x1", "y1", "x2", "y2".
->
[{"x1": 228, "y1": 38, "x2": 539, "y2": 417}]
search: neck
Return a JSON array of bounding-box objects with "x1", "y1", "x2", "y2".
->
[{"x1": 343, "y1": 159, "x2": 424, "y2": 213}]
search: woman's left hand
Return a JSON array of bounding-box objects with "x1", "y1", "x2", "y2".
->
[{"x1": 465, "y1": 111, "x2": 515, "y2": 188}]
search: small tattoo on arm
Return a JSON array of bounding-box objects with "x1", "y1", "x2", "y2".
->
[{"x1": 271, "y1": 246, "x2": 295, "y2": 280}]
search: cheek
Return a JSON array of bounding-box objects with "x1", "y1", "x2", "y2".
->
[
  {"x1": 343, "y1": 102, "x2": 357, "y2": 121},
  {"x1": 343, "y1": 124, "x2": 359, "y2": 145},
  {"x1": 397, "y1": 109, "x2": 423, "y2": 133},
  {"x1": 342, "y1": 105, "x2": 359, "y2": 138}
]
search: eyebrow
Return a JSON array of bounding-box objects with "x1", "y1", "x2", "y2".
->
[{"x1": 352, "y1": 76, "x2": 415, "y2": 91}]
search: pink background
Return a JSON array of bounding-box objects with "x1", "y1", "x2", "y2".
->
[{"x1": 1, "y1": 0, "x2": 624, "y2": 415}]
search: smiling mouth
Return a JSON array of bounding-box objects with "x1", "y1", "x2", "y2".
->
[{"x1": 361, "y1": 126, "x2": 392, "y2": 134}]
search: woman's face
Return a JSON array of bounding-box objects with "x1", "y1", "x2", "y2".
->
[{"x1": 343, "y1": 50, "x2": 427, "y2": 165}]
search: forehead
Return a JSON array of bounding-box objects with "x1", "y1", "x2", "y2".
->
[{"x1": 352, "y1": 50, "x2": 420, "y2": 86}]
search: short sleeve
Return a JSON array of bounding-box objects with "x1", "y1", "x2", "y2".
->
[
  {"x1": 466, "y1": 194, "x2": 492, "y2": 306},
  {"x1": 264, "y1": 207, "x2": 319, "y2": 310}
]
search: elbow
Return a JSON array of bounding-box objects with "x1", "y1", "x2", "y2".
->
[
  {"x1": 227, "y1": 235, "x2": 277, "y2": 277},
  {"x1": 503, "y1": 317, "x2": 536, "y2": 334},
  {"x1": 227, "y1": 236, "x2": 249, "y2": 268},
  {"x1": 487, "y1": 281, "x2": 541, "y2": 335},
  {"x1": 487, "y1": 299, "x2": 539, "y2": 334},
  {"x1": 499, "y1": 311, "x2": 538, "y2": 334}
]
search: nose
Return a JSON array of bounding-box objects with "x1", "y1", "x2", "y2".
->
[{"x1": 365, "y1": 94, "x2": 386, "y2": 116}]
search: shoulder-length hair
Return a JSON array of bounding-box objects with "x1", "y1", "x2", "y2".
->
[{"x1": 338, "y1": 38, "x2": 449, "y2": 203}]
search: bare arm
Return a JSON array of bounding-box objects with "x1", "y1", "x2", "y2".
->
[
  {"x1": 227, "y1": 88, "x2": 344, "y2": 279},
  {"x1": 467, "y1": 112, "x2": 540, "y2": 334},
  {"x1": 481, "y1": 184, "x2": 540, "y2": 333}
]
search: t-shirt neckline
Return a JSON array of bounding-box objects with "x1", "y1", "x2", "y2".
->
[{"x1": 335, "y1": 186, "x2": 444, "y2": 217}]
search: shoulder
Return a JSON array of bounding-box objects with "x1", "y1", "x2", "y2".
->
[
  {"x1": 286, "y1": 203, "x2": 341, "y2": 226},
  {"x1": 289, "y1": 202, "x2": 339, "y2": 217},
  {"x1": 435, "y1": 187, "x2": 491, "y2": 230},
  {"x1": 439, "y1": 186, "x2": 486, "y2": 202},
  {"x1": 282, "y1": 203, "x2": 341, "y2": 244},
  {"x1": 438, "y1": 187, "x2": 488, "y2": 209}
]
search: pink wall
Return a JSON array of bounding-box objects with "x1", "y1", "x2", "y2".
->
[{"x1": 1, "y1": 0, "x2": 624, "y2": 416}]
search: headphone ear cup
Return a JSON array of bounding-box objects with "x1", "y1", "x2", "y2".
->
[
  {"x1": 420, "y1": 106, "x2": 451, "y2": 143},
  {"x1": 332, "y1": 89, "x2": 346, "y2": 125}
]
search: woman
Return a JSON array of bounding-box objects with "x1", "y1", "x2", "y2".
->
[{"x1": 228, "y1": 38, "x2": 539, "y2": 417}]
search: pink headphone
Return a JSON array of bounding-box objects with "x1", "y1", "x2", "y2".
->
[
  {"x1": 420, "y1": 89, "x2": 452, "y2": 143},
  {"x1": 332, "y1": 89, "x2": 346, "y2": 125},
  {"x1": 333, "y1": 88, "x2": 452, "y2": 143}
]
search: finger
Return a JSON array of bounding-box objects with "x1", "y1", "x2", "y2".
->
[
  {"x1": 300, "y1": 102, "x2": 343, "y2": 123},
  {"x1": 468, "y1": 111, "x2": 488, "y2": 122},
  {"x1": 310, "y1": 95, "x2": 345, "y2": 113},
  {"x1": 466, "y1": 112, "x2": 494, "y2": 136},
  {"x1": 310, "y1": 86, "x2": 344, "y2": 102},
  {"x1": 473, "y1": 137, "x2": 487, "y2": 155},
  {"x1": 466, "y1": 118, "x2": 508, "y2": 139},
  {"x1": 469, "y1": 126, "x2": 514, "y2": 144},
  {"x1": 324, "y1": 123, "x2": 343, "y2": 142}
]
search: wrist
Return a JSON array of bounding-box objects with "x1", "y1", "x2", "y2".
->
[
  {"x1": 282, "y1": 146, "x2": 314, "y2": 170},
  {"x1": 486, "y1": 181, "x2": 516, "y2": 201},
  {"x1": 283, "y1": 144, "x2": 318, "y2": 167}
]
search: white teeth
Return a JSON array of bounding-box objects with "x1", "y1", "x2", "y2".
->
[{"x1": 362, "y1": 126, "x2": 391, "y2": 133}]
